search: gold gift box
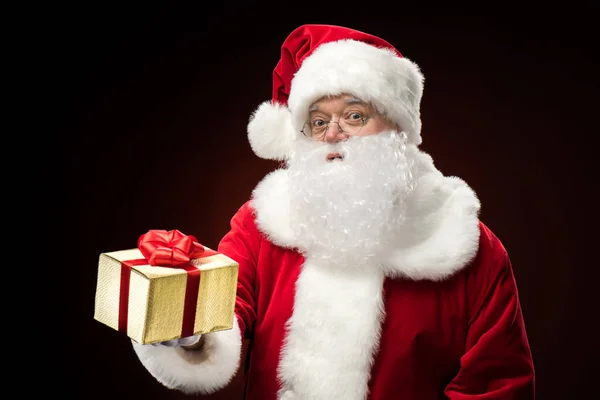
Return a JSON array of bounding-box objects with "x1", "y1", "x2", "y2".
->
[{"x1": 94, "y1": 247, "x2": 239, "y2": 344}]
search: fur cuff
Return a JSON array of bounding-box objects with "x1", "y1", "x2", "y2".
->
[{"x1": 131, "y1": 318, "x2": 242, "y2": 395}]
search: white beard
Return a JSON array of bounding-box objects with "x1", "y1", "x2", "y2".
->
[{"x1": 285, "y1": 131, "x2": 416, "y2": 267}]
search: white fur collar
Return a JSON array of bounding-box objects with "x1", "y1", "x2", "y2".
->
[{"x1": 250, "y1": 145, "x2": 481, "y2": 281}]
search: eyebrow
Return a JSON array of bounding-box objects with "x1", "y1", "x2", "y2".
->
[
  {"x1": 345, "y1": 97, "x2": 366, "y2": 105},
  {"x1": 308, "y1": 97, "x2": 367, "y2": 113}
]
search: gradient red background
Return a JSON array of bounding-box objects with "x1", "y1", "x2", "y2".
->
[{"x1": 42, "y1": 3, "x2": 597, "y2": 399}]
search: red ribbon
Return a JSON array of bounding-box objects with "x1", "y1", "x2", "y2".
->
[{"x1": 118, "y1": 229, "x2": 218, "y2": 338}]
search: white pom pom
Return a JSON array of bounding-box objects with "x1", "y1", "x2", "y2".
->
[{"x1": 247, "y1": 101, "x2": 296, "y2": 161}]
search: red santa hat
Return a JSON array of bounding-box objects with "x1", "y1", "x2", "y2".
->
[{"x1": 247, "y1": 24, "x2": 425, "y2": 161}]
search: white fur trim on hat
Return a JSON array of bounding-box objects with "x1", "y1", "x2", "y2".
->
[
  {"x1": 247, "y1": 101, "x2": 296, "y2": 161},
  {"x1": 288, "y1": 39, "x2": 424, "y2": 146}
]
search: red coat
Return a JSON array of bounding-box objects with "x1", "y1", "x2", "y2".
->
[
  {"x1": 132, "y1": 155, "x2": 535, "y2": 399},
  {"x1": 217, "y1": 202, "x2": 534, "y2": 400}
]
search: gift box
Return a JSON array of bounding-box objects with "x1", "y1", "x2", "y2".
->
[{"x1": 94, "y1": 229, "x2": 239, "y2": 344}]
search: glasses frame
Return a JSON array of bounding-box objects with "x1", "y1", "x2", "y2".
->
[{"x1": 301, "y1": 115, "x2": 373, "y2": 141}]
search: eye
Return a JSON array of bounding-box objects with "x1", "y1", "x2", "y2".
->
[
  {"x1": 312, "y1": 118, "x2": 327, "y2": 127},
  {"x1": 344, "y1": 112, "x2": 364, "y2": 125}
]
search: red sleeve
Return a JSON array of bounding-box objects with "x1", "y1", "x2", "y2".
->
[
  {"x1": 217, "y1": 202, "x2": 259, "y2": 339},
  {"x1": 445, "y1": 226, "x2": 535, "y2": 399}
]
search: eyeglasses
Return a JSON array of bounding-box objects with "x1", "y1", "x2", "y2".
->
[{"x1": 301, "y1": 112, "x2": 372, "y2": 140}]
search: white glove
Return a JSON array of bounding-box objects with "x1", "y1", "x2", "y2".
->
[{"x1": 151, "y1": 334, "x2": 201, "y2": 347}]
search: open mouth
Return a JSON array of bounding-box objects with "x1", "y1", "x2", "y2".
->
[{"x1": 326, "y1": 152, "x2": 344, "y2": 162}]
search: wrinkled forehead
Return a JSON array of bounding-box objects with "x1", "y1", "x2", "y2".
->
[{"x1": 308, "y1": 94, "x2": 374, "y2": 113}]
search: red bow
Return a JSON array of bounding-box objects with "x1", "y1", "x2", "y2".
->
[{"x1": 137, "y1": 229, "x2": 206, "y2": 266}]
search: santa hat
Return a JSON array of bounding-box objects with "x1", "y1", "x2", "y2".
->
[{"x1": 247, "y1": 24, "x2": 425, "y2": 161}]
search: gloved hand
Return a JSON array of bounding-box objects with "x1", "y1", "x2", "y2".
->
[{"x1": 151, "y1": 334, "x2": 202, "y2": 347}]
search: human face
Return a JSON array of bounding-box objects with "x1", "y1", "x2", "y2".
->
[{"x1": 306, "y1": 94, "x2": 398, "y2": 145}]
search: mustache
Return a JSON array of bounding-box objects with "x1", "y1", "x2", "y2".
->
[
  {"x1": 289, "y1": 135, "x2": 371, "y2": 165},
  {"x1": 289, "y1": 130, "x2": 406, "y2": 165},
  {"x1": 291, "y1": 140, "x2": 342, "y2": 158}
]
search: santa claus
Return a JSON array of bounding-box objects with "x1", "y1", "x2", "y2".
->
[{"x1": 131, "y1": 24, "x2": 535, "y2": 399}]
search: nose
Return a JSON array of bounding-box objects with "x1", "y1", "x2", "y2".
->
[{"x1": 324, "y1": 122, "x2": 348, "y2": 144}]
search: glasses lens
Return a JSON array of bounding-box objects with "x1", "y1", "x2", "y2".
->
[
  {"x1": 339, "y1": 116, "x2": 367, "y2": 134},
  {"x1": 302, "y1": 121, "x2": 324, "y2": 140},
  {"x1": 302, "y1": 117, "x2": 367, "y2": 139}
]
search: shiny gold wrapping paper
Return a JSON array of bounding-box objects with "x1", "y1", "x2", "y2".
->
[{"x1": 94, "y1": 247, "x2": 239, "y2": 344}]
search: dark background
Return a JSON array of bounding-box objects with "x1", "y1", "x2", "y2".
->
[{"x1": 38, "y1": 2, "x2": 597, "y2": 399}]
